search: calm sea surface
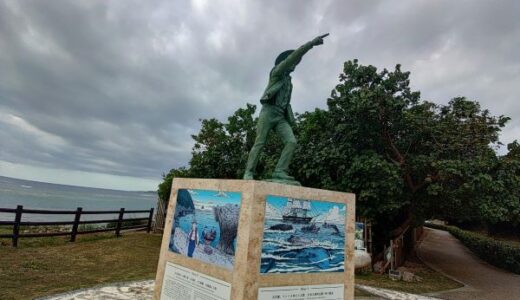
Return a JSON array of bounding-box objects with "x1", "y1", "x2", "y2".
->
[{"x1": 0, "y1": 176, "x2": 156, "y2": 222}]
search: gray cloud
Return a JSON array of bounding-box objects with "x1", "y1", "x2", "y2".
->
[{"x1": 0, "y1": 0, "x2": 518, "y2": 184}]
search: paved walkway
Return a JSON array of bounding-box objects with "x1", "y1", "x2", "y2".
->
[
  {"x1": 417, "y1": 227, "x2": 520, "y2": 300},
  {"x1": 37, "y1": 280, "x2": 154, "y2": 300},
  {"x1": 38, "y1": 280, "x2": 441, "y2": 300}
]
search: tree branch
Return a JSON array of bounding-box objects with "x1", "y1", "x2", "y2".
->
[{"x1": 379, "y1": 103, "x2": 435, "y2": 194}]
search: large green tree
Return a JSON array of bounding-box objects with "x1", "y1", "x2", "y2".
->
[{"x1": 159, "y1": 60, "x2": 518, "y2": 243}]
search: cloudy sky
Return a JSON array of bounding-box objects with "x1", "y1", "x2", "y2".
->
[{"x1": 0, "y1": 0, "x2": 518, "y2": 191}]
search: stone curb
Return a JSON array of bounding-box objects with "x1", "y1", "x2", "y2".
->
[{"x1": 355, "y1": 284, "x2": 442, "y2": 300}]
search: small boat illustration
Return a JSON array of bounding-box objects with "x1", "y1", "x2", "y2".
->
[{"x1": 282, "y1": 198, "x2": 313, "y2": 224}]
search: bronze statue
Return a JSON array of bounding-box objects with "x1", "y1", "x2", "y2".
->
[{"x1": 243, "y1": 34, "x2": 329, "y2": 185}]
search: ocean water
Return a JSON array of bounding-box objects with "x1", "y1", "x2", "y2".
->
[
  {"x1": 261, "y1": 218, "x2": 346, "y2": 274},
  {"x1": 0, "y1": 176, "x2": 156, "y2": 222}
]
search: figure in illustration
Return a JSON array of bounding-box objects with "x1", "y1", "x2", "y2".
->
[
  {"x1": 186, "y1": 221, "x2": 199, "y2": 257},
  {"x1": 169, "y1": 189, "x2": 242, "y2": 269},
  {"x1": 202, "y1": 226, "x2": 217, "y2": 254},
  {"x1": 243, "y1": 34, "x2": 329, "y2": 185}
]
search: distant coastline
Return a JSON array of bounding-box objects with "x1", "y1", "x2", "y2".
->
[
  {"x1": 0, "y1": 175, "x2": 156, "y2": 193},
  {"x1": 0, "y1": 176, "x2": 156, "y2": 222}
]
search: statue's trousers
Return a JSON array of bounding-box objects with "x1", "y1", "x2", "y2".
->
[{"x1": 245, "y1": 104, "x2": 297, "y2": 175}]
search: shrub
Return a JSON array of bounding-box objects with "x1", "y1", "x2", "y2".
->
[{"x1": 424, "y1": 223, "x2": 520, "y2": 274}]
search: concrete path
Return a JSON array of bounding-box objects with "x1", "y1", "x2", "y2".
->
[
  {"x1": 38, "y1": 279, "x2": 441, "y2": 300},
  {"x1": 37, "y1": 280, "x2": 154, "y2": 300},
  {"x1": 417, "y1": 227, "x2": 520, "y2": 300}
]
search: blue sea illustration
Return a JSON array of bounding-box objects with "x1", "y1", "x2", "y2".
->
[
  {"x1": 261, "y1": 195, "x2": 346, "y2": 274},
  {"x1": 168, "y1": 189, "x2": 241, "y2": 269}
]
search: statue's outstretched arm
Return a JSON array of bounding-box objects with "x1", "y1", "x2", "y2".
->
[{"x1": 272, "y1": 33, "x2": 328, "y2": 77}]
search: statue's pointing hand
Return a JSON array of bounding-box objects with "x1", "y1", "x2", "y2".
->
[{"x1": 312, "y1": 33, "x2": 329, "y2": 46}]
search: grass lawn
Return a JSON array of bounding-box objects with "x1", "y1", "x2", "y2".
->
[
  {"x1": 0, "y1": 227, "x2": 461, "y2": 299},
  {"x1": 355, "y1": 255, "x2": 462, "y2": 296},
  {"x1": 0, "y1": 229, "x2": 162, "y2": 300}
]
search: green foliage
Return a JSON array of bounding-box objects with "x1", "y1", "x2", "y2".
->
[
  {"x1": 157, "y1": 104, "x2": 264, "y2": 204},
  {"x1": 158, "y1": 59, "x2": 518, "y2": 245},
  {"x1": 507, "y1": 140, "x2": 520, "y2": 159},
  {"x1": 157, "y1": 167, "x2": 189, "y2": 203},
  {"x1": 293, "y1": 60, "x2": 425, "y2": 226},
  {"x1": 293, "y1": 60, "x2": 514, "y2": 230},
  {"x1": 425, "y1": 223, "x2": 520, "y2": 274},
  {"x1": 486, "y1": 154, "x2": 520, "y2": 225},
  {"x1": 189, "y1": 103, "x2": 258, "y2": 179}
]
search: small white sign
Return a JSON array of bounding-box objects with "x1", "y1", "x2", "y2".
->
[
  {"x1": 160, "y1": 262, "x2": 231, "y2": 300},
  {"x1": 258, "y1": 284, "x2": 344, "y2": 300}
]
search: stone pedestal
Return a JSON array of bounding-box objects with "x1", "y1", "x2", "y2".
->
[{"x1": 154, "y1": 178, "x2": 355, "y2": 300}]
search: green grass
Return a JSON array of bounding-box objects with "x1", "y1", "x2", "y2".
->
[
  {"x1": 0, "y1": 225, "x2": 122, "y2": 248},
  {"x1": 0, "y1": 226, "x2": 460, "y2": 299},
  {"x1": 0, "y1": 230, "x2": 162, "y2": 300},
  {"x1": 354, "y1": 255, "x2": 462, "y2": 296}
]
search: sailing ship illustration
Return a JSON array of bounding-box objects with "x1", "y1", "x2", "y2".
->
[{"x1": 282, "y1": 198, "x2": 314, "y2": 224}]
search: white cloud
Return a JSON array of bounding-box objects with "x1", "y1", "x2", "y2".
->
[
  {"x1": 313, "y1": 205, "x2": 345, "y2": 224},
  {"x1": 0, "y1": 0, "x2": 518, "y2": 189},
  {"x1": 0, "y1": 112, "x2": 68, "y2": 150}
]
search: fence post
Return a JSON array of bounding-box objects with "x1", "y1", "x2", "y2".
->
[
  {"x1": 70, "y1": 207, "x2": 82, "y2": 242},
  {"x1": 115, "y1": 208, "x2": 125, "y2": 237},
  {"x1": 147, "y1": 208, "x2": 154, "y2": 233},
  {"x1": 12, "y1": 205, "x2": 23, "y2": 247}
]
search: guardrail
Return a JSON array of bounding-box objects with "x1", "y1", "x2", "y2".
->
[{"x1": 0, "y1": 205, "x2": 154, "y2": 247}]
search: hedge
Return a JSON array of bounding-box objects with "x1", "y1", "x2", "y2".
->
[{"x1": 424, "y1": 223, "x2": 520, "y2": 274}]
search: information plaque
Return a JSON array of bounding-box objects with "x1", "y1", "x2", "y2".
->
[
  {"x1": 258, "y1": 284, "x2": 344, "y2": 300},
  {"x1": 160, "y1": 262, "x2": 231, "y2": 300}
]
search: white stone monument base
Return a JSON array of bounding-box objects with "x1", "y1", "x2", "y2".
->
[{"x1": 154, "y1": 178, "x2": 356, "y2": 300}]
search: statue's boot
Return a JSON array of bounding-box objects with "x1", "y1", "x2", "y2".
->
[
  {"x1": 271, "y1": 171, "x2": 295, "y2": 181},
  {"x1": 243, "y1": 171, "x2": 254, "y2": 180}
]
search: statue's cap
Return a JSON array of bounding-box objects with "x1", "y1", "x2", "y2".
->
[{"x1": 275, "y1": 50, "x2": 294, "y2": 65}]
